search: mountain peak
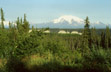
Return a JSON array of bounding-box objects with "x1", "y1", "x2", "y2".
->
[
  {"x1": 36, "y1": 15, "x2": 110, "y2": 28},
  {"x1": 53, "y1": 15, "x2": 84, "y2": 24}
]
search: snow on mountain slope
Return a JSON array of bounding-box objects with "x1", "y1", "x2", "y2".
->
[
  {"x1": 33, "y1": 15, "x2": 111, "y2": 28},
  {"x1": 53, "y1": 15, "x2": 84, "y2": 24}
]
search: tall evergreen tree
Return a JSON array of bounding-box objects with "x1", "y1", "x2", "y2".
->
[
  {"x1": 105, "y1": 26, "x2": 110, "y2": 48},
  {"x1": 32, "y1": 26, "x2": 34, "y2": 31},
  {"x1": 82, "y1": 16, "x2": 91, "y2": 48},
  {"x1": 81, "y1": 16, "x2": 91, "y2": 54},
  {"x1": 83, "y1": 16, "x2": 90, "y2": 38},
  {"x1": 16, "y1": 17, "x2": 23, "y2": 34},
  {"x1": 20, "y1": 18, "x2": 23, "y2": 25},
  {"x1": 90, "y1": 28, "x2": 97, "y2": 47},
  {"x1": 101, "y1": 31, "x2": 105, "y2": 48},
  {"x1": 9, "y1": 21, "x2": 12, "y2": 29},
  {"x1": 24, "y1": 14, "x2": 26, "y2": 23},
  {"x1": 0, "y1": 8, "x2": 5, "y2": 29},
  {"x1": 16, "y1": 17, "x2": 20, "y2": 30},
  {"x1": 23, "y1": 14, "x2": 30, "y2": 33}
]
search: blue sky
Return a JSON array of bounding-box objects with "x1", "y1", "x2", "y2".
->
[{"x1": 0, "y1": 0, "x2": 111, "y2": 24}]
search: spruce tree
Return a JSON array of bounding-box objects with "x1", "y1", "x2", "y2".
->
[
  {"x1": 9, "y1": 21, "x2": 12, "y2": 29},
  {"x1": 16, "y1": 17, "x2": 23, "y2": 34},
  {"x1": 23, "y1": 14, "x2": 30, "y2": 33},
  {"x1": 105, "y1": 26, "x2": 110, "y2": 48},
  {"x1": 81, "y1": 16, "x2": 91, "y2": 54},
  {"x1": 83, "y1": 16, "x2": 90, "y2": 38},
  {"x1": 90, "y1": 28, "x2": 97, "y2": 47},
  {"x1": 32, "y1": 26, "x2": 34, "y2": 31},
  {"x1": 16, "y1": 17, "x2": 20, "y2": 30},
  {"x1": 83, "y1": 16, "x2": 91, "y2": 47},
  {"x1": 20, "y1": 18, "x2": 23, "y2": 25},
  {"x1": 0, "y1": 8, "x2": 5, "y2": 29},
  {"x1": 101, "y1": 31, "x2": 105, "y2": 48}
]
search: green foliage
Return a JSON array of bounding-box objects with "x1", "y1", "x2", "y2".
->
[
  {"x1": 0, "y1": 30, "x2": 10, "y2": 58},
  {"x1": 83, "y1": 16, "x2": 90, "y2": 38},
  {"x1": 82, "y1": 16, "x2": 92, "y2": 52},
  {"x1": 23, "y1": 14, "x2": 30, "y2": 33},
  {"x1": 0, "y1": 8, "x2": 5, "y2": 29},
  {"x1": 40, "y1": 34, "x2": 68, "y2": 54},
  {"x1": 83, "y1": 48, "x2": 111, "y2": 71},
  {"x1": 0, "y1": 9, "x2": 111, "y2": 72},
  {"x1": 15, "y1": 30, "x2": 44, "y2": 57},
  {"x1": 105, "y1": 26, "x2": 110, "y2": 48}
]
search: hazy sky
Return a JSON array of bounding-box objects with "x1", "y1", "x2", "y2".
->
[{"x1": 0, "y1": 0, "x2": 111, "y2": 24}]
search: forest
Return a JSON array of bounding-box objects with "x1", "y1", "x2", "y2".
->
[{"x1": 0, "y1": 8, "x2": 111, "y2": 72}]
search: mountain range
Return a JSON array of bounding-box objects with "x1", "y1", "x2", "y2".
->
[
  {"x1": 2, "y1": 15, "x2": 111, "y2": 29},
  {"x1": 35, "y1": 15, "x2": 111, "y2": 29}
]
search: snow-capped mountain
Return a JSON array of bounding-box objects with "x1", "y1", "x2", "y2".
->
[
  {"x1": 91, "y1": 21, "x2": 110, "y2": 28},
  {"x1": 36, "y1": 15, "x2": 85, "y2": 28},
  {"x1": 0, "y1": 21, "x2": 9, "y2": 26},
  {"x1": 34, "y1": 15, "x2": 111, "y2": 28},
  {"x1": 0, "y1": 21, "x2": 16, "y2": 28},
  {"x1": 2, "y1": 15, "x2": 111, "y2": 28},
  {"x1": 52, "y1": 15, "x2": 84, "y2": 24}
]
